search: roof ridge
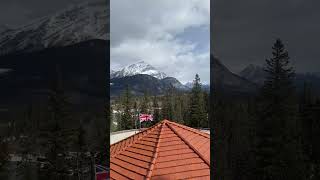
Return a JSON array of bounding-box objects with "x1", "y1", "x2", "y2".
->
[
  {"x1": 146, "y1": 122, "x2": 163, "y2": 179},
  {"x1": 168, "y1": 121, "x2": 210, "y2": 139},
  {"x1": 111, "y1": 123, "x2": 162, "y2": 159},
  {"x1": 110, "y1": 122, "x2": 161, "y2": 148},
  {"x1": 166, "y1": 122, "x2": 210, "y2": 167}
]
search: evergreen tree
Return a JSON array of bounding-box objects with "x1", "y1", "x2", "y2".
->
[
  {"x1": 174, "y1": 94, "x2": 183, "y2": 124},
  {"x1": 140, "y1": 91, "x2": 150, "y2": 114},
  {"x1": 17, "y1": 130, "x2": 36, "y2": 180},
  {"x1": 46, "y1": 65, "x2": 71, "y2": 178},
  {"x1": 48, "y1": 65, "x2": 71, "y2": 127},
  {"x1": 203, "y1": 91, "x2": 210, "y2": 114},
  {"x1": 189, "y1": 74, "x2": 207, "y2": 128},
  {"x1": 256, "y1": 39, "x2": 305, "y2": 179},
  {"x1": 168, "y1": 85, "x2": 176, "y2": 121},
  {"x1": 152, "y1": 96, "x2": 161, "y2": 124},
  {"x1": 300, "y1": 82, "x2": 320, "y2": 179},
  {"x1": 161, "y1": 88, "x2": 171, "y2": 120},
  {"x1": 181, "y1": 94, "x2": 191, "y2": 125},
  {"x1": 75, "y1": 122, "x2": 87, "y2": 179},
  {"x1": 105, "y1": 105, "x2": 110, "y2": 165},
  {"x1": 0, "y1": 137, "x2": 8, "y2": 171},
  {"x1": 120, "y1": 85, "x2": 133, "y2": 130},
  {"x1": 160, "y1": 84, "x2": 177, "y2": 121},
  {"x1": 113, "y1": 98, "x2": 122, "y2": 131}
]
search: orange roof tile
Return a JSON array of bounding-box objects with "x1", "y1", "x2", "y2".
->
[{"x1": 110, "y1": 119, "x2": 210, "y2": 180}]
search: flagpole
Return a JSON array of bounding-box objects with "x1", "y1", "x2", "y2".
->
[
  {"x1": 140, "y1": 114, "x2": 142, "y2": 130},
  {"x1": 138, "y1": 112, "x2": 141, "y2": 130}
]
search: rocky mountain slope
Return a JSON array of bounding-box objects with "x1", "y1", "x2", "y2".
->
[
  {"x1": 212, "y1": 56, "x2": 258, "y2": 94},
  {"x1": 0, "y1": 1, "x2": 109, "y2": 55},
  {"x1": 111, "y1": 61, "x2": 167, "y2": 79}
]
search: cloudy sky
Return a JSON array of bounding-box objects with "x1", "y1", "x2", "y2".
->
[
  {"x1": 0, "y1": 0, "x2": 89, "y2": 28},
  {"x1": 213, "y1": 0, "x2": 320, "y2": 74},
  {"x1": 111, "y1": 0, "x2": 210, "y2": 84}
]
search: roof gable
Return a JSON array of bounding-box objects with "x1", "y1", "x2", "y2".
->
[{"x1": 110, "y1": 120, "x2": 210, "y2": 179}]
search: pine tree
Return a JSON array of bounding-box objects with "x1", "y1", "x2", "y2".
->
[
  {"x1": 48, "y1": 65, "x2": 71, "y2": 127},
  {"x1": 140, "y1": 91, "x2": 150, "y2": 114},
  {"x1": 256, "y1": 39, "x2": 305, "y2": 179},
  {"x1": 174, "y1": 94, "x2": 183, "y2": 124},
  {"x1": 75, "y1": 122, "x2": 87, "y2": 179},
  {"x1": 161, "y1": 88, "x2": 170, "y2": 120},
  {"x1": 182, "y1": 94, "x2": 191, "y2": 125},
  {"x1": 120, "y1": 85, "x2": 133, "y2": 130},
  {"x1": 0, "y1": 137, "x2": 8, "y2": 171},
  {"x1": 189, "y1": 74, "x2": 207, "y2": 128},
  {"x1": 46, "y1": 65, "x2": 71, "y2": 177},
  {"x1": 152, "y1": 96, "x2": 161, "y2": 124},
  {"x1": 104, "y1": 105, "x2": 110, "y2": 165},
  {"x1": 203, "y1": 91, "x2": 210, "y2": 114},
  {"x1": 168, "y1": 85, "x2": 176, "y2": 121},
  {"x1": 300, "y1": 82, "x2": 320, "y2": 179}
]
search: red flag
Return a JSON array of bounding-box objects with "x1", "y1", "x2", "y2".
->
[{"x1": 139, "y1": 114, "x2": 153, "y2": 122}]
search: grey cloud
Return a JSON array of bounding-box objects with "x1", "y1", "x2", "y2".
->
[
  {"x1": 212, "y1": 0, "x2": 320, "y2": 73},
  {"x1": 111, "y1": 0, "x2": 210, "y2": 84},
  {"x1": 0, "y1": 0, "x2": 88, "y2": 27}
]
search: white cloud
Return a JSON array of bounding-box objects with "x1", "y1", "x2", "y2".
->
[{"x1": 111, "y1": 0, "x2": 210, "y2": 84}]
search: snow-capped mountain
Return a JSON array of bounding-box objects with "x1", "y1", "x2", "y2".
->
[
  {"x1": 238, "y1": 64, "x2": 320, "y2": 94},
  {"x1": 212, "y1": 56, "x2": 258, "y2": 93},
  {"x1": 111, "y1": 61, "x2": 167, "y2": 79},
  {"x1": 0, "y1": 1, "x2": 109, "y2": 55},
  {"x1": 184, "y1": 82, "x2": 194, "y2": 88},
  {"x1": 239, "y1": 64, "x2": 266, "y2": 85},
  {"x1": 110, "y1": 69, "x2": 116, "y2": 78},
  {"x1": 184, "y1": 82, "x2": 210, "y2": 90}
]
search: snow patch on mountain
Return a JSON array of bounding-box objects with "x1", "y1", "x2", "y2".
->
[
  {"x1": 185, "y1": 81, "x2": 210, "y2": 90},
  {"x1": 111, "y1": 61, "x2": 167, "y2": 79},
  {"x1": 0, "y1": 0, "x2": 109, "y2": 55}
]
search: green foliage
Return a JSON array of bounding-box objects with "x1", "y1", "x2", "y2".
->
[
  {"x1": 45, "y1": 65, "x2": 73, "y2": 177},
  {"x1": 140, "y1": 91, "x2": 150, "y2": 114},
  {"x1": 152, "y1": 96, "x2": 161, "y2": 124},
  {"x1": 189, "y1": 74, "x2": 208, "y2": 128},
  {"x1": 48, "y1": 66, "x2": 72, "y2": 125},
  {"x1": 111, "y1": 76, "x2": 209, "y2": 130},
  {"x1": 120, "y1": 85, "x2": 133, "y2": 130},
  {"x1": 256, "y1": 39, "x2": 306, "y2": 180}
]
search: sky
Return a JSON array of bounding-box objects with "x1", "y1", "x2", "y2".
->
[
  {"x1": 0, "y1": 0, "x2": 88, "y2": 28},
  {"x1": 110, "y1": 0, "x2": 210, "y2": 84},
  {"x1": 212, "y1": 0, "x2": 320, "y2": 74}
]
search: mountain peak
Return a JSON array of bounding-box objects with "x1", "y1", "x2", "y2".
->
[
  {"x1": 239, "y1": 64, "x2": 265, "y2": 85},
  {"x1": 212, "y1": 56, "x2": 258, "y2": 93},
  {"x1": 111, "y1": 61, "x2": 167, "y2": 79}
]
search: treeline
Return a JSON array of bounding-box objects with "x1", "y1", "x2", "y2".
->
[
  {"x1": 111, "y1": 74, "x2": 209, "y2": 131},
  {"x1": 213, "y1": 39, "x2": 320, "y2": 180},
  {"x1": 0, "y1": 65, "x2": 108, "y2": 179}
]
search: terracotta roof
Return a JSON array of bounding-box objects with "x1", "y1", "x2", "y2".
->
[{"x1": 110, "y1": 119, "x2": 210, "y2": 180}]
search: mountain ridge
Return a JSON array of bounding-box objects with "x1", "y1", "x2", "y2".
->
[
  {"x1": 111, "y1": 61, "x2": 167, "y2": 79},
  {"x1": 239, "y1": 64, "x2": 320, "y2": 94},
  {"x1": 0, "y1": 0, "x2": 109, "y2": 56},
  {"x1": 212, "y1": 56, "x2": 258, "y2": 94},
  {"x1": 110, "y1": 74, "x2": 191, "y2": 97}
]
